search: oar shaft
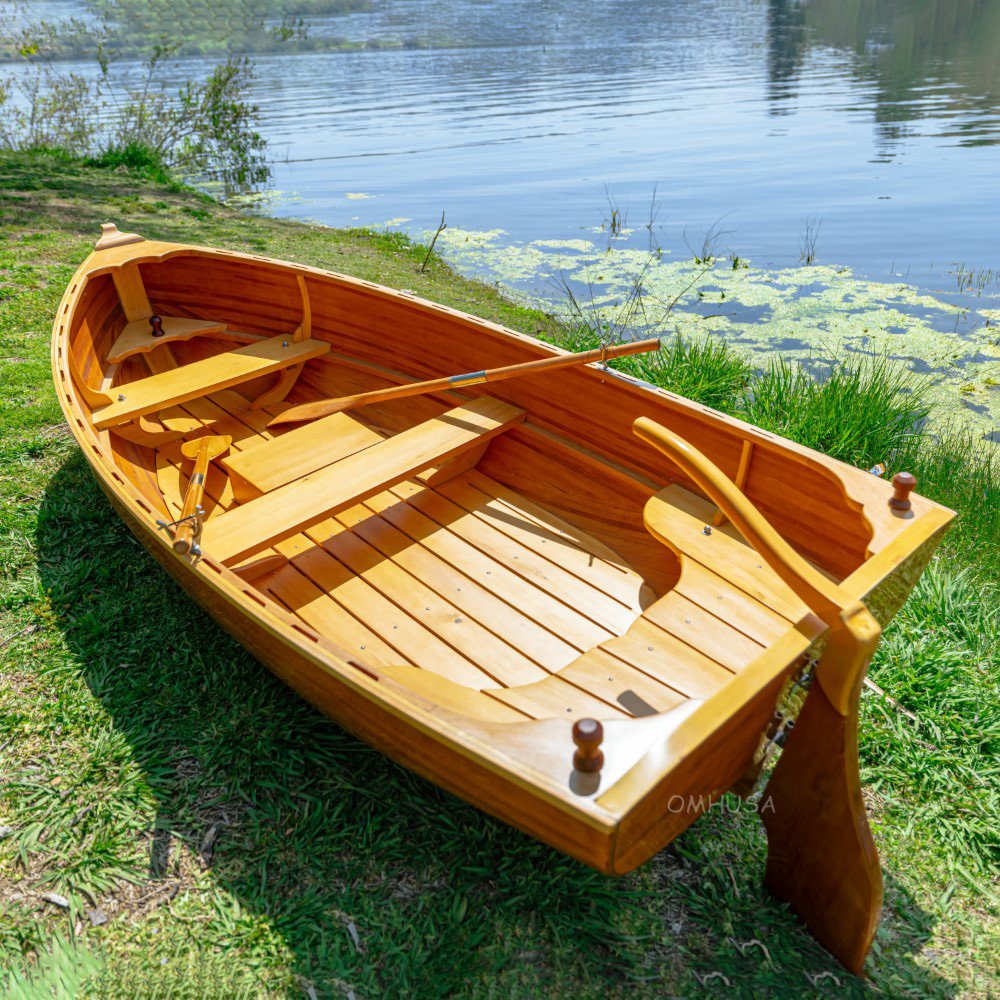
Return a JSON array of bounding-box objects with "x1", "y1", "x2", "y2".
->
[
  {"x1": 455, "y1": 337, "x2": 660, "y2": 387},
  {"x1": 174, "y1": 444, "x2": 211, "y2": 554},
  {"x1": 271, "y1": 337, "x2": 660, "y2": 424}
]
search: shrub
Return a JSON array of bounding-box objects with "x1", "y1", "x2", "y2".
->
[{"x1": 0, "y1": 15, "x2": 271, "y2": 191}]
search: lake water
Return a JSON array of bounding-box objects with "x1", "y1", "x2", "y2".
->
[
  {"x1": 251, "y1": 0, "x2": 1000, "y2": 287},
  {"x1": 9, "y1": 0, "x2": 1000, "y2": 433}
]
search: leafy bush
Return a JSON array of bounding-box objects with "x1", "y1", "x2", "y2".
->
[
  {"x1": 97, "y1": 46, "x2": 269, "y2": 189},
  {"x1": 0, "y1": 11, "x2": 270, "y2": 190}
]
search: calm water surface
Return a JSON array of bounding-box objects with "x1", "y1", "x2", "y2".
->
[
  {"x1": 14, "y1": 2, "x2": 1000, "y2": 322},
  {"x1": 241, "y1": 0, "x2": 1000, "y2": 297}
]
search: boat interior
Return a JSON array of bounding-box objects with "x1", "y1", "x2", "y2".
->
[{"x1": 62, "y1": 247, "x2": 883, "y2": 728}]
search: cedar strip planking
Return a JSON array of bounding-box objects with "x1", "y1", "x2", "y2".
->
[
  {"x1": 640, "y1": 592, "x2": 765, "y2": 672},
  {"x1": 264, "y1": 563, "x2": 404, "y2": 667},
  {"x1": 598, "y1": 617, "x2": 736, "y2": 700},
  {"x1": 389, "y1": 480, "x2": 641, "y2": 636},
  {"x1": 558, "y1": 648, "x2": 688, "y2": 716},
  {"x1": 486, "y1": 673, "x2": 631, "y2": 720},
  {"x1": 436, "y1": 476, "x2": 645, "y2": 611},
  {"x1": 287, "y1": 544, "x2": 494, "y2": 686},
  {"x1": 314, "y1": 509, "x2": 549, "y2": 688},
  {"x1": 464, "y1": 469, "x2": 638, "y2": 576}
]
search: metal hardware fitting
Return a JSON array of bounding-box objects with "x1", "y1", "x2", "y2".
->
[
  {"x1": 702, "y1": 525, "x2": 712, "y2": 535},
  {"x1": 154, "y1": 503, "x2": 205, "y2": 557},
  {"x1": 118, "y1": 393, "x2": 126, "y2": 401},
  {"x1": 762, "y1": 657, "x2": 817, "y2": 755},
  {"x1": 449, "y1": 370, "x2": 488, "y2": 387}
]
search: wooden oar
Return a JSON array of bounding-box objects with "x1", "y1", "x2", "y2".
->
[
  {"x1": 173, "y1": 435, "x2": 232, "y2": 554},
  {"x1": 268, "y1": 337, "x2": 661, "y2": 426}
]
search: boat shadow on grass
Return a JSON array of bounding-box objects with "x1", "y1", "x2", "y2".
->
[{"x1": 33, "y1": 451, "x2": 956, "y2": 998}]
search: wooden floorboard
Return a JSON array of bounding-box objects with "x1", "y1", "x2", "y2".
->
[
  {"x1": 486, "y1": 674, "x2": 632, "y2": 720},
  {"x1": 362, "y1": 489, "x2": 615, "y2": 653},
  {"x1": 389, "y1": 480, "x2": 641, "y2": 636},
  {"x1": 263, "y1": 563, "x2": 405, "y2": 667},
  {"x1": 458, "y1": 471, "x2": 647, "y2": 607},
  {"x1": 338, "y1": 500, "x2": 580, "y2": 673},
  {"x1": 312, "y1": 511, "x2": 549, "y2": 689},
  {"x1": 145, "y1": 361, "x2": 752, "y2": 716}
]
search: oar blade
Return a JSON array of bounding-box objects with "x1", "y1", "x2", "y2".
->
[
  {"x1": 268, "y1": 399, "x2": 350, "y2": 426},
  {"x1": 180, "y1": 434, "x2": 232, "y2": 461}
]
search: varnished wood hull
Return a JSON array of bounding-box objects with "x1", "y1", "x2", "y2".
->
[{"x1": 53, "y1": 228, "x2": 953, "y2": 970}]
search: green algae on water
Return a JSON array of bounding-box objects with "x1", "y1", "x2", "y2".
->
[{"x1": 428, "y1": 227, "x2": 1000, "y2": 437}]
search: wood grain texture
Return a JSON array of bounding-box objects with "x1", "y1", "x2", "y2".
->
[
  {"x1": 761, "y1": 609, "x2": 883, "y2": 976},
  {"x1": 107, "y1": 316, "x2": 227, "y2": 363},
  {"x1": 203, "y1": 398, "x2": 525, "y2": 565},
  {"x1": 94, "y1": 335, "x2": 330, "y2": 428},
  {"x1": 50, "y1": 235, "x2": 956, "y2": 977}
]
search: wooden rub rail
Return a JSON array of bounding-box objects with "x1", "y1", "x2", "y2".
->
[{"x1": 202, "y1": 397, "x2": 526, "y2": 566}]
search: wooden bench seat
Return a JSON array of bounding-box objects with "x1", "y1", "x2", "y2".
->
[
  {"x1": 202, "y1": 397, "x2": 526, "y2": 566},
  {"x1": 93, "y1": 335, "x2": 331, "y2": 429},
  {"x1": 222, "y1": 411, "x2": 384, "y2": 503}
]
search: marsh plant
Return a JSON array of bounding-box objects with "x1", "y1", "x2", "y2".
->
[
  {"x1": 0, "y1": 5, "x2": 270, "y2": 190},
  {"x1": 799, "y1": 213, "x2": 822, "y2": 265}
]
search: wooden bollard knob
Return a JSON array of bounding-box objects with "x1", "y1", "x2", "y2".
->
[
  {"x1": 888, "y1": 471, "x2": 916, "y2": 511},
  {"x1": 149, "y1": 315, "x2": 165, "y2": 338},
  {"x1": 572, "y1": 718, "x2": 604, "y2": 774}
]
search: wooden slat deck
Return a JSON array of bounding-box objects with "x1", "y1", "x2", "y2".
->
[
  {"x1": 151, "y1": 389, "x2": 650, "y2": 693},
  {"x1": 148, "y1": 362, "x2": 825, "y2": 720}
]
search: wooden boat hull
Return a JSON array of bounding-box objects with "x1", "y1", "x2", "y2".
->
[{"x1": 53, "y1": 226, "x2": 953, "y2": 972}]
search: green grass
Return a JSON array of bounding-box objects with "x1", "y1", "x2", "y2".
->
[
  {"x1": 736, "y1": 354, "x2": 931, "y2": 470},
  {"x1": 1, "y1": 149, "x2": 999, "y2": 996},
  {"x1": 560, "y1": 327, "x2": 752, "y2": 413}
]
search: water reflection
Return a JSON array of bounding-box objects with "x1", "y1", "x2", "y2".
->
[
  {"x1": 779, "y1": 0, "x2": 1000, "y2": 148},
  {"x1": 7, "y1": 0, "x2": 1000, "y2": 299},
  {"x1": 765, "y1": 0, "x2": 808, "y2": 113}
]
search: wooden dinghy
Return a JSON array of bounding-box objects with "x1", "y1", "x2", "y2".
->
[{"x1": 53, "y1": 224, "x2": 954, "y2": 973}]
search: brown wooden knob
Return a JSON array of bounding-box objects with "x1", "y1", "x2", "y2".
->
[
  {"x1": 888, "y1": 471, "x2": 916, "y2": 511},
  {"x1": 150, "y1": 315, "x2": 165, "y2": 337},
  {"x1": 572, "y1": 718, "x2": 604, "y2": 774}
]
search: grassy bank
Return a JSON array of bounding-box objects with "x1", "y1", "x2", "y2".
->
[{"x1": 1, "y1": 151, "x2": 998, "y2": 997}]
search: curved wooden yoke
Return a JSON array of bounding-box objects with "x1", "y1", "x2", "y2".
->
[
  {"x1": 632, "y1": 417, "x2": 881, "y2": 716},
  {"x1": 634, "y1": 415, "x2": 889, "y2": 973}
]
